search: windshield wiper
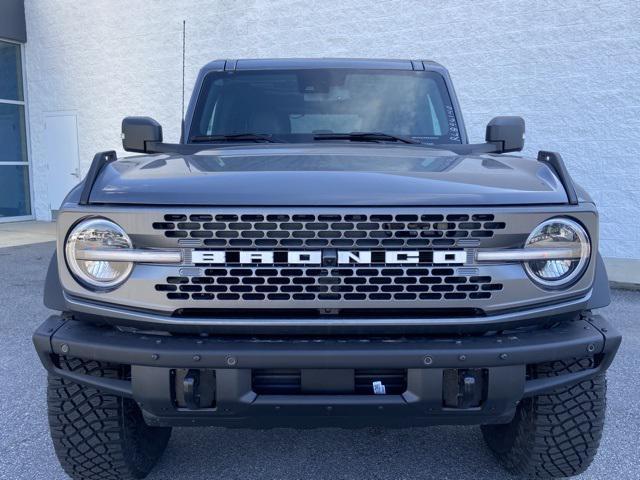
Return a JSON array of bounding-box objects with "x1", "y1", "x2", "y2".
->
[
  {"x1": 190, "y1": 133, "x2": 280, "y2": 143},
  {"x1": 313, "y1": 132, "x2": 421, "y2": 145}
]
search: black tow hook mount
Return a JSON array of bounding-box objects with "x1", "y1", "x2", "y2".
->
[
  {"x1": 443, "y1": 368, "x2": 488, "y2": 409},
  {"x1": 183, "y1": 369, "x2": 201, "y2": 409},
  {"x1": 173, "y1": 368, "x2": 217, "y2": 409}
]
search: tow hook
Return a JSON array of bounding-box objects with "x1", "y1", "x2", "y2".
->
[{"x1": 183, "y1": 369, "x2": 201, "y2": 409}]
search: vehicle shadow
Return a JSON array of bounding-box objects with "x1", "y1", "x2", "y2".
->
[{"x1": 149, "y1": 425, "x2": 515, "y2": 479}]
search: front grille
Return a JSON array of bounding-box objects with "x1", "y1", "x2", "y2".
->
[
  {"x1": 152, "y1": 213, "x2": 505, "y2": 248},
  {"x1": 155, "y1": 267, "x2": 503, "y2": 302},
  {"x1": 59, "y1": 207, "x2": 597, "y2": 316}
]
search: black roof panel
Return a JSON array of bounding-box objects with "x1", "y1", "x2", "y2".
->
[{"x1": 201, "y1": 58, "x2": 444, "y2": 72}]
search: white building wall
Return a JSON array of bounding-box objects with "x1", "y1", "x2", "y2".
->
[{"x1": 23, "y1": 0, "x2": 640, "y2": 259}]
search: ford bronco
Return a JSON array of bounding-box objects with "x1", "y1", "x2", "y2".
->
[{"x1": 34, "y1": 58, "x2": 621, "y2": 479}]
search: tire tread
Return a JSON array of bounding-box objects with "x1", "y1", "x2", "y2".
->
[
  {"x1": 482, "y1": 357, "x2": 606, "y2": 479},
  {"x1": 47, "y1": 357, "x2": 170, "y2": 480}
]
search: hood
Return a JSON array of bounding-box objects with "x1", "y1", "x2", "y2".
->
[{"x1": 88, "y1": 144, "x2": 568, "y2": 206}]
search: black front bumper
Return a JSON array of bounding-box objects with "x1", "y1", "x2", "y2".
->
[{"x1": 34, "y1": 314, "x2": 621, "y2": 428}]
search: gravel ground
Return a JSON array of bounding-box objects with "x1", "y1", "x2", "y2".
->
[{"x1": 1, "y1": 241, "x2": 638, "y2": 479}]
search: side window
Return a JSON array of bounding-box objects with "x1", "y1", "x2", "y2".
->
[
  {"x1": 426, "y1": 96, "x2": 442, "y2": 136},
  {"x1": 426, "y1": 77, "x2": 460, "y2": 143},
  {"x1": 206, "y1": 98, "x2": 219, "y2": 135},
  {"x1": 195, "y1": 80, "x2": 223, "y2": 136}
]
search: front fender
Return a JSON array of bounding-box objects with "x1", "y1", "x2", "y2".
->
[
  {"x1": 586, "y1": 252, "x2": 610, "y2": 309},
  {"x1": 44, "y1": 252, "x2": 65, "y2": 311}
]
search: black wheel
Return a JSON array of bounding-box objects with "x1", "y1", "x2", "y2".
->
[
  {"x1": 481, "y1": 358, "x2": 606, "y2": 479},
  {"x1": 47, "y1": 357, "x2": 172, "y2": 480}
]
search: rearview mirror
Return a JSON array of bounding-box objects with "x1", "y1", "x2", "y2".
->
[
  {"x1": 122, "y1": 116, "x2": 163, "y2": 153},
  {"x1": 485, "y1": 116, "x2": 525, "y2": 153}
]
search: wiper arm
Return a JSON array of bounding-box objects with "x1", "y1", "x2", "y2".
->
[
  {"x1": 313, "y1": 132, "x2": 421, "y2": 145},
  {"x1": 190, "y1": 133, "x2": 280, "y2": 143}
]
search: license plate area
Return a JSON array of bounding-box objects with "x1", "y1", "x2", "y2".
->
[{"x1": 251, "y1": 368, "x2": 408, "y2": 395}]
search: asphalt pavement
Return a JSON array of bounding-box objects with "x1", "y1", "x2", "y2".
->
[{"x1": 1, "y1": 241, "x2": 638, "y2": 479}]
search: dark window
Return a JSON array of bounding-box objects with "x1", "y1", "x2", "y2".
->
[
  {"x1": 0, "y1": 41, "x2": 23, "y2": 101},
  {"x1": 0, "y1": 165, "x2": 30, "y2": 217},
  {"x1": 0, "y1": 103, "x2": 28, "y2": 163},
  {"x1": 0, "y1": 40, "x2": 31, "y2": 218}
]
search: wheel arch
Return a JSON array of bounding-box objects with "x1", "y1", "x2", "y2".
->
[
  {"x1": 44, "y1": 252, "x2": 65, "y2": 311},
  {"x1": 586, "y1": 252, "x2": 610, "y2": 310}
]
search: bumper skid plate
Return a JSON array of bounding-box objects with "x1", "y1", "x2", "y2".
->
[{"x1": 33, "y1": 314, "x2": 620, "y2": 428}]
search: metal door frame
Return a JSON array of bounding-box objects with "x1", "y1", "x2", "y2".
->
[{"x1": 43, "y1": 110, "x2": 81, "y2": 218}]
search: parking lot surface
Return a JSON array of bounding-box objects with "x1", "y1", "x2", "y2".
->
[{"x1": 1, "y1": 242, "x2": 638, "y2": 479}]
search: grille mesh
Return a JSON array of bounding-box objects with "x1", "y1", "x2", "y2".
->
[
  {"x1": 155, "y1": 267, "x2": 503, "y2": 302},
  {"x1": 153, "y1": 213, "x2": 505, "y2": 248}
]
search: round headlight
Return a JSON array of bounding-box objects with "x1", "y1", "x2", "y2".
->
[
  {"x1": 524, "y1": 218, "x2": 590, "y2": 288},
  {"x1": 65, "y1": 218, "x2": 133, "y2": 289}
]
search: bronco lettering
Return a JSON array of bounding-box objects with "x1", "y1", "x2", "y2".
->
[{"x1": 191, "y1": 250, "x2": 467, "y2": 265}]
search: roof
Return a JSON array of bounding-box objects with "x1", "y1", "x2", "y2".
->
[{"x1": 200, "y1": 58, "x2": 446, "y2": 73}]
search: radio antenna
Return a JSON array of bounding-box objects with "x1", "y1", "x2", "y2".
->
[{"x1": 181, "y1": 19, "x2": 186, "y2": 142}]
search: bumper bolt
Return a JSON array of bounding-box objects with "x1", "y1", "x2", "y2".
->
[
  {"x1": 423, "y1": 355, "x2": 433, "y2": 366},
  {"x1": 458, "y1": 354, "x2": 467, "y2": 361},
  {"x1": 193, "y1": 355, "x2": 201, "y2": 362},
  {"x1": 226, "y1": 356, "x2": 237, "y2": 366},
  {"x1": 587, "y1": 343, "x2": 596, "y2": 353},
  {"x1": 499, "y1": 353, "x2": 508, "y2": 360},
  {"x1": 60, "y1": 344, "x2": 69, "y2": 354},
  {"x1": 151, "y1": 354, "x2": 159, "y2": 360}
]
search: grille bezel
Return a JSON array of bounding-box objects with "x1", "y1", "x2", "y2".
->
[{"x1": 55, "y1": 206, "x2": 599, "y2": 317}]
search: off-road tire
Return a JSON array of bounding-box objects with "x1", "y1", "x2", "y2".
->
[
  {"x1": 481, "y1": 358, "x2": 606, "y2": 479},
  {"x1": 47, "y1": 357, "x2": 172, "y2": 480}
]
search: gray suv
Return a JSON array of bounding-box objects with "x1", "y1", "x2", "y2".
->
[{"x1": 34, "y1": 59, "x2": 620, "y2": 479}]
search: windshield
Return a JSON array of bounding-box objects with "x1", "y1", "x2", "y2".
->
[{"x1": 189, "y1": 69, "x2": 462, "y2": 144}]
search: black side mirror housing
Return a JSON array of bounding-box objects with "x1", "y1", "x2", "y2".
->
[
  {"x1": 485, "y1": 116, "x2": 525, "y2": 153},
  {"x1": 122, "y1": 116, "x2": 163, "y2": 153}
]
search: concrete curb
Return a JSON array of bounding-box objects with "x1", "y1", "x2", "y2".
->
[
  {"x1": 605, "y1": 258, "x2": 640, "y2": 291},
  {"x1": 0, "y1": 221, "x2": 56, "y2": 248}
]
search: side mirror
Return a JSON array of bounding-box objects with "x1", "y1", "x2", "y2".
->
[
  {"x1": 485, "y1": 116, "x2": 525, "y2": 153},
  {"x1": 122, "y1": 116, "x2": 162, "y2": 153}
]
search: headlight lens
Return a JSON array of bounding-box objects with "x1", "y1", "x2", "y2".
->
[
  {"x1": 524, "y1": 218, "x2": 590, "y2": 287},
  {"x1": 65, "y1": 218, "x2": 133, "y2": 289}
]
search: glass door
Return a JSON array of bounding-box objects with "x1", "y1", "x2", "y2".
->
[{"x1": 0, "y1": 39, "x2": 32, "y2": 220}]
